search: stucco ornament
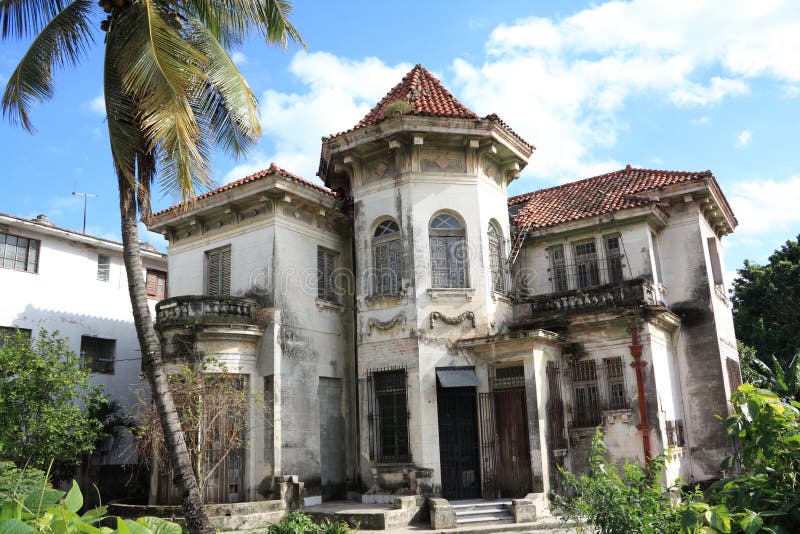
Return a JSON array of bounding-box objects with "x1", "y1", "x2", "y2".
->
[
  {"x1": 367, "y1": 312, "x2": 406, "y2": 332},
  {"x1": 429, "y1": 310, "x2": 476, "y2": 329}
]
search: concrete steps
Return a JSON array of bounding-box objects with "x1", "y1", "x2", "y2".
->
[{"x1": 451, "y1": 500, "x2": 513, "y2": 526}]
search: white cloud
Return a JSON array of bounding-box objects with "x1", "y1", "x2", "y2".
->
[
  {"x1": 231, "y1": 51, "x2": 247, "y2": 65},
  {"x1": 691, "y1": 116, "x2": 711, "y2": 125},
  {"x1": 728, "y1": 175, "x2": 800, "y2": 234},
  {"x1": 88, "y1": 93, "x2": 105, "y2": 115},
  {"x1": 237, "y1": 52, "x2": 412, "y2": 182},
  {"x1": 736, "y1": 129, "x2": 752, "y2": 147}
]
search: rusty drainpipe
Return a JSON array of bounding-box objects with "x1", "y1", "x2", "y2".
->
[{"x1": 628, "y1": 318, "x2": 652, "y2": 461}]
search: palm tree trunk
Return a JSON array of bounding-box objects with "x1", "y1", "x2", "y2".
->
[{"x1": 117, "y1": 174, "x2": 213, "y2": 534}]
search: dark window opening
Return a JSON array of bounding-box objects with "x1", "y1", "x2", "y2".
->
[
  {"x1": 97, "y1": 254, "x2": 110, "y2": 282},
  {"x1": 430, "y1": 213, "x2": 467, "y2": 288},
  {"x1": 0, "y1": 327, "x2": 32, "y2": 348},
  {"x1": 0, "y1": 232, "x2": 40, "y2": 273},
  {"x1": 665, "y1": 419, "x2": 685, "y2": 447},
  {"x1": 372, "y1": 220, "x2": 402, "y2": 296},
  {"x1": 571, "y1": 360, "x2": 601, "y2": 427},
  {"x1": 604, "y1": 357, "x2": 627, "y2": 410},
  {"x1": 367, "y1": 367, "x2": 409, "y2": 462},
  {"x1": 317, "y1": 247, "x2": 338, "y2": 303},
  {"x1": 604, "y1": 235, "x2": 624, "y2": 284},
  {"x1": 549, "y1": 245, "x2": 568, "y2": 292},
  {"x1": 80, "y1": 335, "x2": 116, "y2": 374},
  {"x1": 574, "y1": 240, "x2": 600, "y2": 289}
]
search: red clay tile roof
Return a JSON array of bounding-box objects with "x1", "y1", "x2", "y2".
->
[
  {"x1": 152, "y1": 163, "x2": 334, "y2": 217},
  {"x1": 509, "y1": 165, "x2": 736, "y2": 229},
  {"x1": 357, "y1": 64, "x2": 478, "y2": 127}
]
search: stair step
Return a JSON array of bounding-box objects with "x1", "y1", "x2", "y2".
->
[
  {"x1": 452, "y1": 500, "x2": 512, "y2": 509},
  {"x1": 456, "y1": 514, "x2": 514, "y2": 524},
  {"x1": 455, "y1": 507, "x2": 509, "y2": 515}
]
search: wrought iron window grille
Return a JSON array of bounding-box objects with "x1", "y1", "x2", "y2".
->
[{"x1": 366, "y1": 366, "x2": 410, "y2": 463}]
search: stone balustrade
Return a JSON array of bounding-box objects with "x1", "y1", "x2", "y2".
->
[
  {"x1": 520, "y1": 277, "x2": 661, "y2": 317},
  {"x1": 155, "y1": 295, "x2": 257, "y2": 329}
]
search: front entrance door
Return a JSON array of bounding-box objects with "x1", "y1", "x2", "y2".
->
[
  {"x1": 494, "y1": 388, "x2": 533, "y2": 497},
  {"x1": 437, "y1": 383, "x2": 481, "y2": 500}
]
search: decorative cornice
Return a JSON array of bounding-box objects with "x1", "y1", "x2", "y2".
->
[
  {"x1": 367, "y1": 313, "x2": 406, "y2": 332},
  {"x1": 430, "y1": 311, "x2": 476, "y2": 329}
]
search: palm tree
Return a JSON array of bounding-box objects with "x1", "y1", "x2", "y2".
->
[{"x1": 1, "y1": 2, "x2": 302, "y2": 532}]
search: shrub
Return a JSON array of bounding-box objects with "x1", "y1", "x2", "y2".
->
[{"x1": 266, "y1": 512, "x2": 352, "y2": 534}]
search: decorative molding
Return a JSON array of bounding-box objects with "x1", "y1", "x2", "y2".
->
[
  {"x1": 430, "y1": 310, "x2": 476, "y2": 329},
  {"x1": 316, "y1": 298, "x2": 345, "y2": 313},
  {"x1": 427, "y1": 288, "x2": 475, "y2": 301},
  {"x1": 367, "y1": 313, "x2": 406, "y2": 332}
]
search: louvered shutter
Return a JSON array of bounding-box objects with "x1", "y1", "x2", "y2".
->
[
  {"x1": 317, "y1": 248, "x2": 326, "y2": 299},
  {"x1": 206, "y1": 246, "x2": 231, "y2": 296},
  {"x1": 221, "y1": 247, "x2": 231, "y2": 295},
  {"x1": 146, "y1": 270, "x2": 158, "y2": 295}
]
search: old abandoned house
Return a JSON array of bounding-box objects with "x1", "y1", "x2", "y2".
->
[{"x1": 144, "y1": 65, "x2": 740, "y2": 518}]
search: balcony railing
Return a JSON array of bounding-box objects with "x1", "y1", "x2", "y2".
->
[
  {"x1": 549, "y1": 257, "x2": 626, "y2": 293},
  {"x1": 155, "y1": 295, "x2": 257, "y2": 329},
  {"x1": 524, "y1": 277, "x2": 661, "y2": 316}
]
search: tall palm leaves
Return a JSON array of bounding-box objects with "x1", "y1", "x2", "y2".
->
[{"x1": 1, "y1": 1, "x2": 302, "y2": 532}]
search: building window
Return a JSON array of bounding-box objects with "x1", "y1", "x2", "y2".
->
[
  {"x1": 367, "y1": 367, "x2": 409, "y2": 462},
  {"x1": 372, "y1": 219, "x2": 402, "y2": 296},
  {"x1": 206, "y1": 246, "x2": 231, "y2": 296},
  {"x1": 546, "y1": 361, "x2": 568, "y2": 449},
  {"x1": 0, "y1": 232, "x2": 40, "y2": 273},
  {"x1": 665, "y1": 419, "x2": 685, "y2": 447},
  {"x1": 430, "y1": 212, "x2": 467, "y2": 288},
  {"x1": 80, "y1": 336, "x2": 116, "y2": 374},
  {"x1": 604, "y1": 357, "x2": 627, "y2": 409},
  {"x1": 707, "y1": 237, "x2": 725, "y2": 289},
  {"x1": 573, "y1": 240, "x2": 600, "y2": 289},
  {"x1": 549, "y1": 245, "x2": 568, "y2": 292},
  {"x1": 317, "y1": 247, "x2": 338, "y2": 303},
  {"x1": 146, "y1": 269, "x2": 167, "y2": 300},
  {"x1": 0, "y1": 327, "x2": 32, "y2": 348},
  {"x1": 726, "y1": 357, "x2": 742, "y2": 394},
  {"x1": 571, "y1": 360, "x2": 601, "y2": 427},
  {"x1": 604, "y1": 235, "x2": 624, "y2": 284},
  {"x1": 96, "y1": 254, "x2": 110, "y2": 282},
  {"x1": 488, "y1": 222, "x2": 506, "y2": 293}
]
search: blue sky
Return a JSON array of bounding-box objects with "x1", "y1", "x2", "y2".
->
[{"x1": 2, "y1": 0, "x2": 800, "y2": 286}]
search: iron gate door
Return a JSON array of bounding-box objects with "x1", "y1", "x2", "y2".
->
[
  {"x1": 437, "y1": 384, "x2": 481, "y2": 500},
  {"x1": 494, "y1": 388, "x2": 533, "y2": 497}
]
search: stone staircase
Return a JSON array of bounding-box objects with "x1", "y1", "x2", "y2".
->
[{"x1": 451, "y1": 499, "x2": 514, "y2": 526}]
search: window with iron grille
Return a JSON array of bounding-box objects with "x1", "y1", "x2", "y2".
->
[
  {"x1": 367, "y1": 368, "x2": 409, "y2": 462},
  {"x1": 572, "y1": 360, "x2": 601, "y2": 427},
  {"x1": 549, "y1": 245, "x2": 568, "y2": 292},
  {"x1": 489, "y1": 364, "x2": 525, "y2": 390},
  {"x1": 726, "y1": 358, "x2": 742, "y2": 394},
  {"x1": 604, "y1": 235, "x2": 624, "y2": 284},
  {"x1": 97, "y1": 254, "x2": 110, "y2": 282},
  {"x1": 0, "y1": 232, "x2": 40, "y2": 273},
  {"x1": 547, "y1": 361, "x2": 567, "y2": 449},
  {"x1": 372, "y1": 219, "x2": 402, "y2": 296},
  {"x1": 665, "y1": 419, "x2": 685, "y2": 447},
  {"x1": 430, "y1": 213, "x2": 467, "y2": 288},
  {"x1": 573, "y1": 240, "x2": 600, "y2": 289},
  {"x1": 80, "y1": 336, "x2": 116, "y2": 374},
  {"x1": 206, "y1": 246, "x2": 231, "y2": 296},
  {"x1": 488, "y1": 223, "x2": 505, "y2": 293},
  {"x1": 146, "y1": 269, "x2": 167, "y2": 300},
  {"x1": 0, "y1": 326, "x2": 32, "y2": 348},
  {"x1": 604, "y1": 357, "x2": 627, "y2": 409},
  {"x1": 317, "y1": 247, "x2": 338, "y2": 303}
]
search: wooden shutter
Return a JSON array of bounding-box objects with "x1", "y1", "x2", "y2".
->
[
  {"x1": 207, "y1": 246, "x2": 231, "y2": 296},
  {"x1": 317, "y1": 248, "x2": 336, "y2": 302},
  {"x1": 146, "y1": 270, "x2": 158, "y2": 296}
]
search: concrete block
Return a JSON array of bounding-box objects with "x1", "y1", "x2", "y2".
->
[
  {"x1": 511, "y1": 498, "x2": 537, "y2": 523},
  {"x1": 429, "y1": 498, "x2": 456, "y2": 529},
  {"x1": 393, "y1": 496, "x2": 417, "y2": 509}
]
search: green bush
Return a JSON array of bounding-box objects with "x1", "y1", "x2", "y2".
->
[
  {"x1": 551, "y1": 429, "x2": 684, "y2": 534},
  {"x1": 266, "y1": 512, "x2": 352, "y2": 534},
  {"x1": 0, "y1": 462, "x2": 48, "y2": 502}
]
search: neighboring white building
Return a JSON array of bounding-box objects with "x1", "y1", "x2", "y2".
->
[
  {"x1": 0, "y1": 212, "x2": 167, "y2": 464},
  {"x1": 144, "y1": 65, "x2": 741, "y2": 518}
]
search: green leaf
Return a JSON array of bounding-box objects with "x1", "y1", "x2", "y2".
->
[
  {"x1": 710, "y1": 504, "x2": 731, "y2": 533},
  {"x1": 116, "y1": 517, "x2": 131, "y2": 534},
  {"x1": 0, "y1": 519, "x2": 35, "y2": 534},
  {"x1": 62, "y1": 481, "x2": 82, "y2": 513},
  {"x1": 739, "y1": 511, "x2": 764, "y2": 534},
  {"x1": 136, "y1": 517, "x2": 182, "y2": 534},
  {"x1": 681, "y1": 508, "x2": 699, "y2": 534}
]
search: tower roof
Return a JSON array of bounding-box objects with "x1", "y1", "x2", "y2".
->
[{"x1": 344, "y1": 64, "x2": 479, "y2": 135}]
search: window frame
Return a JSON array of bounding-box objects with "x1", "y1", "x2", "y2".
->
[
  {"x1": 573, "y1": 239, "x2": 600, "y2": 289},
  {"x1": 80, "y1": 335, "x2": 116, "y2": 375},
  {"x1": 205, "y1": 245, "x2": 231, "y2": 296},
  {"x1": 548, "y1": 244, "x2": 568, "y2": 292},
  {"x1": 317, "y1": 246, "x2": 339, "y2": 303},
  {"x1": 571, "y1": 359, "x2": 601, "y2": 427},
  {"x1": 0, "y1": 231, "x2": 40, "y2": 274},
  {"x1": 603, "y1": 234, "x2": 624, "y2": 284},
  {"x1": 372, "y1": 219, "x2": 402, "y2": 296},
  {"x1": 604, "y1": 356, "x2": 627, "y2": 410},
  {"x1": 0, "y1": 327, "x2": 32, "y2": 348},
  {"x1": 487, "y1": 222, "x2": 506, "y2": 294},
  {"x1": 146, "y1": 269, "x2": 168, "y2": 300},
  {"x1": 97, "y1": 254, "x2": 111, "y2": 282},
  {"x1": 368, "y1": 367, "x2": 410, "y2": 463},
  {"x1": 429, "y1": 212, "x2": 468, "y2": 289}
]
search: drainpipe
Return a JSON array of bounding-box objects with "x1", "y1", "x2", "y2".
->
[{"x1": 628, "y1": 319, "x2": 652, "y2": 461}]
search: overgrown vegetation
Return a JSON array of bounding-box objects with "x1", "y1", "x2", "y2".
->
[
  {"x1": 0, "y1": 466, "x2": 181, "y2": 534},
  {"x1": 266, "y1": 512, "x2": 353, "y2": 534},
  {"x1": 0, "y1": 330, "x2": 107, "y2": 470},
  {"x1": 553, "y1": 385, "x2": 800, "y2": 533}
]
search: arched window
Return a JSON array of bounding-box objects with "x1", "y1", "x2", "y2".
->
[
  {"x1": 488, "y1": 222, "x2": 505, "y2": 293},
  {"x1": 430, "y1": 212, "x2": 467, "y2": 288},
  {"x1": 372, "y1": 219, "x2": 402, "y2": 295}
]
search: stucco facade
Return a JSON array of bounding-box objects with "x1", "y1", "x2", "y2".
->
[{"x1": 143, "y1": 65, "x2": 741, "y2": 515}]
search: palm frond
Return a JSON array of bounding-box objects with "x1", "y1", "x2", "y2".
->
[
  {"x1": 187, "y1": 16, "x2": 261, "y2": 157},
  {"x1": 112, "y1": 0, "x2": 210, "y2": 200},
  {"x1": 184, "y1": 0, "x2": 304, "y2": 49},
  {"x1": 2, "y1": 0, "x2": 94, "y2": 132},
  {"x1": 0, "y1": 0, "x2": 71, "y2": 39}
]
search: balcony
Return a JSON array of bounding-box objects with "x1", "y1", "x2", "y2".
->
[
  {"x1": 518, "y1": 277, "x2": 661, "y2": 318},
  {"x1": 155, "y1": 295, "x2": 258, "y2": 329}
]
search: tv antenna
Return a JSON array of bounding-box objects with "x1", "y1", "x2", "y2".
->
[{"x1": 72, "y1": 191, "x2": 97, "y2": 233}]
